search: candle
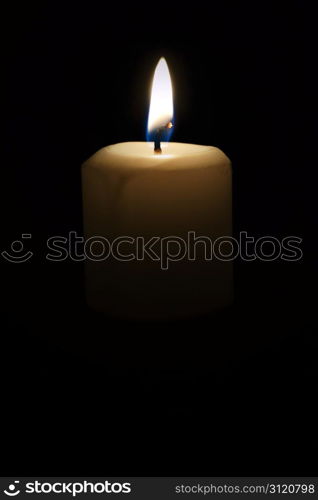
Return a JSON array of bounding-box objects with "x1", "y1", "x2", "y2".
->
[{"x1": 82, "y1": 58, "x2": 232, "y2": 319}]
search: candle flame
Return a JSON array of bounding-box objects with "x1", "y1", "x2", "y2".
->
[{"x1": 147, "y1": 57, "x2": 173, "y2": 134}]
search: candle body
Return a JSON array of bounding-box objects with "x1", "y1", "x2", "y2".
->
[{"x1": 82, "y1": 142, "x2": 232, "y2": 319}]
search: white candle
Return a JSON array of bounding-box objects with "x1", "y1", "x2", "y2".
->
[{"x1": 81, "y1": 59, "x2": 232, "y2": 319}]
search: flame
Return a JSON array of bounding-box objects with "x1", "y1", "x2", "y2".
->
[{"x1": 147, "y1": 57, "x2": 173, "y2": 134}]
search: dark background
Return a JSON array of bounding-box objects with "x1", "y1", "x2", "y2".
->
[{"x1": 2, "y1": 0, "x2": 317, "y2": 474}]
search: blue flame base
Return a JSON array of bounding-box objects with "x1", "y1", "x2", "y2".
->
[{"x1": 146, "y1": 125, "x2": 174, "y2": 144}]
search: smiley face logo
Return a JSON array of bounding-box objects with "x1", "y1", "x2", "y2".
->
[
  {"x1": 1, "y1": 234, "x2": 33, "y2": 263},
  {"x1": 3, "y1": 481, "x2": 20, "y2": 496}
]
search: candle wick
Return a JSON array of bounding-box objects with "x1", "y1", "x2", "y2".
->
[
  {"x1": 154, "y1": 122, "x2": 173, "y2": 154},
  {"x1": 154, "y1": 132, "x2": 162, "y2": 154}
]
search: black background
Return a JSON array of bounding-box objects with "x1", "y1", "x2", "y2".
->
[{"x1": 2, "y1": 0, "x2": 317, "y2": 474}]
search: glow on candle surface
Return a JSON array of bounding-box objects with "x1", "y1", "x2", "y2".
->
[{"x1": 82, "y1": 57, "x2": 233, "y2": 319}]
